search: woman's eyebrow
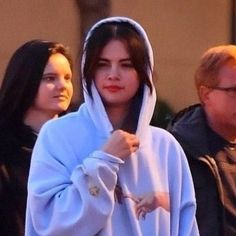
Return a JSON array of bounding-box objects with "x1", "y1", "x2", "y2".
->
[
  {"x1": 42, "y1": 72, "x2": 56, "y2": 76},
  {"x1": 98, "y1": 57, "x2": 131, "y2": 62},
  {"x1": 98, "y1": 58, "x2": 109, "y2": 61},
  {"x1": 120, "y1": 58, "x2": 132, "y2": 62}
]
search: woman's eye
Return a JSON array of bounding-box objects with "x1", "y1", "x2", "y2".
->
[
  {"x1": 122, "y1": 63, "x2": 133, "y2": 68},
  {"x1": 97, "y1": 62, "x2": 108, "y2": 67},
  {"x1": 43, "y1": 76, "x2": 55, "y2": 82},
  {"x1": 121, "y1": 59, "x2": 134, "y2": 68}
]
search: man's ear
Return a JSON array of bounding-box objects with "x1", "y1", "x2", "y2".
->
[{"x1": 199, "y1": 85, "x2": 211, "y2": 105}]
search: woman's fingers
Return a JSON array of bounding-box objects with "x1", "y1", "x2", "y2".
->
[{"x1": 102, "y1": 129, "x2": 140, "y2": 160}]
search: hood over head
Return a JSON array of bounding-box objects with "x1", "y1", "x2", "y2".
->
[{"x1": 80, "y1": 16, "x2": 156, "y2": 138}]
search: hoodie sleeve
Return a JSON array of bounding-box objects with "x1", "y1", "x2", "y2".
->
[
  {"x1": 25, "y1": 124, "x2": 123, "y2": 236},
  {"x1": 168, "y1": 138, "x2": 199, "y2": 236}
]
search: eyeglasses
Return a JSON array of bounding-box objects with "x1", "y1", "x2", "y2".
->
[{"x1": 209, "y1": 86, "x2": 236, "y2": 98}]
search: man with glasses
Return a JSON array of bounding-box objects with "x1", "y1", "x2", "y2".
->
[{"x1": 168, "y1": 45, "x2": 236, "y2": 236}]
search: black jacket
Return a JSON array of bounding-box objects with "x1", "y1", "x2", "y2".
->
[
  {"x1": 0, "y1": 123, "x2": 37, "y2": 236},
  {"x1": 168, "y1": 104, "x2": 236, "y2": 236}
]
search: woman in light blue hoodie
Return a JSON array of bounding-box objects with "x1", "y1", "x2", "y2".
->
[{"x1": 26, "y1": 17, "x2": 199, "y2": 236}]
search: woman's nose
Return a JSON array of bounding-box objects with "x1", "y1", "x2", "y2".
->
[
  {"x1": 107, "y1": 65, "x2": 120, "y2": 80},
  {"x1": 56, "y1": 77, "x2": 67, "y2": 89}
]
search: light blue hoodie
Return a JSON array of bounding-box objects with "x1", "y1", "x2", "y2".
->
[{"x1": 25, "y1": 17, "x2": 199, "y2": 236}]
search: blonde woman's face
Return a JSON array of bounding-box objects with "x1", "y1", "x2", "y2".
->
[{"x1": 34, "y1": 53, "x2": 73, "y2": 116}]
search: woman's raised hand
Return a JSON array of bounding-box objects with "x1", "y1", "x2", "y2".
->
[{"x1": 102, "y1": 130, "x2": 140, "y2": 160}]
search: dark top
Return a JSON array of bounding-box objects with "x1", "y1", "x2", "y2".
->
[
  {"x1": 0, "y1": 123, "x2": 37, "y2": 236},
  {"x1": 168, "y1": 104, "x2": 236, "y2": 236}
]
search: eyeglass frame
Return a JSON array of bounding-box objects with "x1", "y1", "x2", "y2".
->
[{"x1": 207, "y1": 86, "x2": 236, "y2": 98}]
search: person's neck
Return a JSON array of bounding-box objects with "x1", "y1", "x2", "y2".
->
[
  {"x1": 23, "y1": 108, "x2": 58, "y2": 133},
  {"x1": 206, "y1": 114, "x2": 236, "y2": 143},
  {"x1": 105, "y1": 104, "x2": 129, "y2": 130}
]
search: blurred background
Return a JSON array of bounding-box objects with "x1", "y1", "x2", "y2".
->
[{"x1": 0, "y1": 0, "x2": 234, "y2": 127}]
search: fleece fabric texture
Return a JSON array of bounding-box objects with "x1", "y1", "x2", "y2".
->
[{"x1": 25, "y1": 16, "x2": 199, "y2": 236}]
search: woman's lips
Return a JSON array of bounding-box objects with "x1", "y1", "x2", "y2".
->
[
  {"x1": 104, "y1": 85, "x2": 123, "y2": 92},
  {"x1": 53, "y1": 94, "x2": 68, "y2": 100}
]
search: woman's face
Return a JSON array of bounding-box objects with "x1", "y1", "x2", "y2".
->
[
  {"x1": 33, "y1": 53, "x2": 73, "y2": 116},
  {"x1": 94, "y1": 39, "x2": 139, "y2": 109}
]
